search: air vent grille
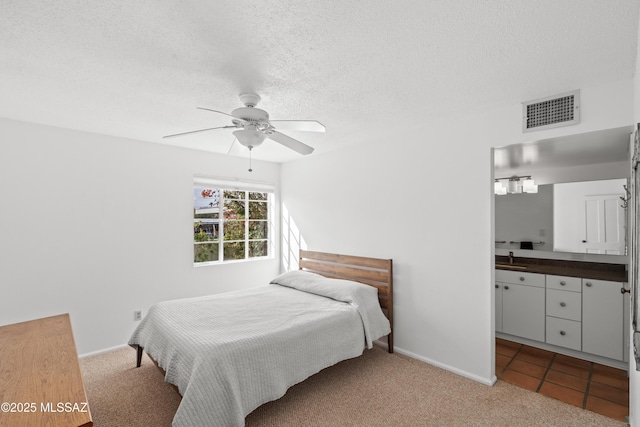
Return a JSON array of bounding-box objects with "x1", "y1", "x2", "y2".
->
[{"x1": 522, "y1": 90, "x2": 580, "y2": 132}]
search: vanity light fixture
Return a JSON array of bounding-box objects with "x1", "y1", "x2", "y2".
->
[
  {"x1": 507, "y1": 178, "x2": 522, "y2": 194},
  {"x1": 494, "y1": 180, "x2": 507, "y2": 195},
  {"x1": 494, "y1": 175, "x2": 538, "y2": 195},
  {"x1": 522, "y1": 177, "x2": 538, "y2": 193}
]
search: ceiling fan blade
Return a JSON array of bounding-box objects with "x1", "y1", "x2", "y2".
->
[
  {"x1": 267, "y1": 131, "x2": 314, "y2": 155},
  {"x1": 197, "y1": 107, "x2": 248, "y2": 124},
  {"x1": 269, "y1": 120, "x2": 325, "y2": 132},
  {"x1": 163, "y1": 125, "x2": 236, "y2": 139}
]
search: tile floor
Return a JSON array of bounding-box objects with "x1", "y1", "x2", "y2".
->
[{"x1": 496, "y1": 338, "x2": 629, "y2": 422}]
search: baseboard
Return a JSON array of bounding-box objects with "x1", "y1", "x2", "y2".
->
[
  {"x1": 394, "y1": 346, "x2": 496, "y2": 386},
  {"x1": 79, "y1": 344, "x2": 129, "y2": 359}
]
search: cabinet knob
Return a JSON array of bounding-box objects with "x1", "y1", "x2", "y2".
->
[
  {"x1": 504, "y1": 285, "x2": 510, "y2": 290},
  {"x1": 621, "y1": 288, "x2": 631, "y2": 294},
  {"x1": 560, "y1": 302, "x2": 566, "y2": 307},
  {"x1": 560, "y1": 281, "x2": 566, "y2": 286},
  {"x1": 560, "y1": 331, "x2": 566, "y2": 336},
  {"x1": 585, "y1": 282, "x2": 592, "y2": 287},
  {"x1": 519, "y1": 277, "x2": 525, "y2": 281},
  {"x1": 495, "y1": 284, "x2": 499, "y2": 288}
]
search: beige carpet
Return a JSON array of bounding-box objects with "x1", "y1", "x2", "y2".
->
[{"x1": 80, "y1": 346, "x2": 626, "y2": 426}]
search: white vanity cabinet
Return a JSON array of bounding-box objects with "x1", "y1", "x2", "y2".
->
[
  {"x1": 545, "y1": 275, "x2": 582, "y2": 351},
  {"x1": 495, "y1": 270, "x2": 545, "y2": 342},
  {"x1": 496, "y1": 267, "x2": 628, "y2": 365},
  {"x1": 582, "y1": 279, "x2": 624, "y2": 361}
]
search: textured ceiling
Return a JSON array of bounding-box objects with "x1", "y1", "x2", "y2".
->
[{"x1": 1, "y1": 1, "x2": 639, "y2": 162}]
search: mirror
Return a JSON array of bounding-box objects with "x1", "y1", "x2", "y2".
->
[
  {"x1": 495, "y1": 178, "x2": 627, "y2": 255},
  {"x1": 494, "y1": 126, "x2": 633, "y2": 258}
]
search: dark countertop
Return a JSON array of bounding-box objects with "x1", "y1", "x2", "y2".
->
[{"x1": 495, "y1": 256, "x2": 628, "y2": 282}]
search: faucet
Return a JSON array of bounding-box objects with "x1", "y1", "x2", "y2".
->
[{"x1": 508, "y1": 251, "x2": 514, "y2": 265}]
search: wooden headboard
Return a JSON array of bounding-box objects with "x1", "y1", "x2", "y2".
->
[{"x1": 299, "y1": 249, "x2": 394, "y2": 353}]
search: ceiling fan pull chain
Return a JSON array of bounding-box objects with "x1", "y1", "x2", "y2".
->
[{"x1": 248, "y1": 146, "x2": 253, "y2": 172}]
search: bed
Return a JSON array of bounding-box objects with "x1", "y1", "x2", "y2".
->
[{"x1": 128, "y1": 250, "x2": 393, "y2": 427}]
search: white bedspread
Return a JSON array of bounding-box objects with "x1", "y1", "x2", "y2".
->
[{"x1": 128, "y1": 272, "x2": 390, "y2": 427}]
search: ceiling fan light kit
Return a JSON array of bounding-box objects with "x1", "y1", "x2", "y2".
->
[
  {"x1": 233, "y1": 128, "x2": 266, "y2": 148},
  {"x1": 163, "y1": 93, "x2": 324, "y2": 171}
]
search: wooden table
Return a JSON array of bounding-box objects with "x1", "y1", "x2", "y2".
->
[{"x1": 0, "y1": 313, "x2": 93, "y2": 427}]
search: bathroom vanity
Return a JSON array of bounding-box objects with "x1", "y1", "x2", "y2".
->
[{"x1": 495, "y1": 256, "x2": 629, "y2": 369}]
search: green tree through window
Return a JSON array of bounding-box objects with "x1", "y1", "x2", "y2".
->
[{"x1": 194, "y1": 186, "x2": 270, "y2": 263}]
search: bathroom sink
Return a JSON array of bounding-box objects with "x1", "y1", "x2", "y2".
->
[{"x1": 495, "y1": 263, "x2": 528, "y2": 270}]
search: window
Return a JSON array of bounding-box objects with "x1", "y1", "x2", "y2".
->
[{"x1": 193, "y1": 178, "x2": 273, "y2": 264}]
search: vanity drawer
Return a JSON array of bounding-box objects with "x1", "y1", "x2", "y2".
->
[
  {"x1": 546, "y1": 275, "x2": 581, "y2": 292},
  {"x1": 546, "y1": 316, "x2": 581, "y2": 351},
  {"x1": 546, "y1": 289, "x2": 581, "y2": 321},
  {"x1": 495, "y1": 270, "x2": 545, "y2": 288}
]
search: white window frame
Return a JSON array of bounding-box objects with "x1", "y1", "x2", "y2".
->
[{"x1": 193, "y1": 176, "x2": 274, "y2": 265}]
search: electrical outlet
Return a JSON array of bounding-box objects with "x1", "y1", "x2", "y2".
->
[
  {"x1": 570, "y1": 253, "x2": 585, "y2": 261},
  {"x1": 134, "y1": 310, "x2": 143, "y2": 321}
]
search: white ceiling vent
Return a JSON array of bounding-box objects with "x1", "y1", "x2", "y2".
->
[{"x1": 522, "y1": 90, "x2": 580, "y2": 133}]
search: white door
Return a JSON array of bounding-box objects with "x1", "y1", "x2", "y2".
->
[{"x1": 583, "y1": 194, "x2": 625, "y2": 254}]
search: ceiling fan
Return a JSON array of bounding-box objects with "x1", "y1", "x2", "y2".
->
[{"x1": 163, "y1": 93, "x2": 325, "y2": 158}]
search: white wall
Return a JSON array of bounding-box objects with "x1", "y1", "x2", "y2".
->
[
  {"x1": 281, "y1": 78, "x2": 634, "y2": 384},
  {"x1": 0, "y1": 118, "x2": 281, "y2": 355}
]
